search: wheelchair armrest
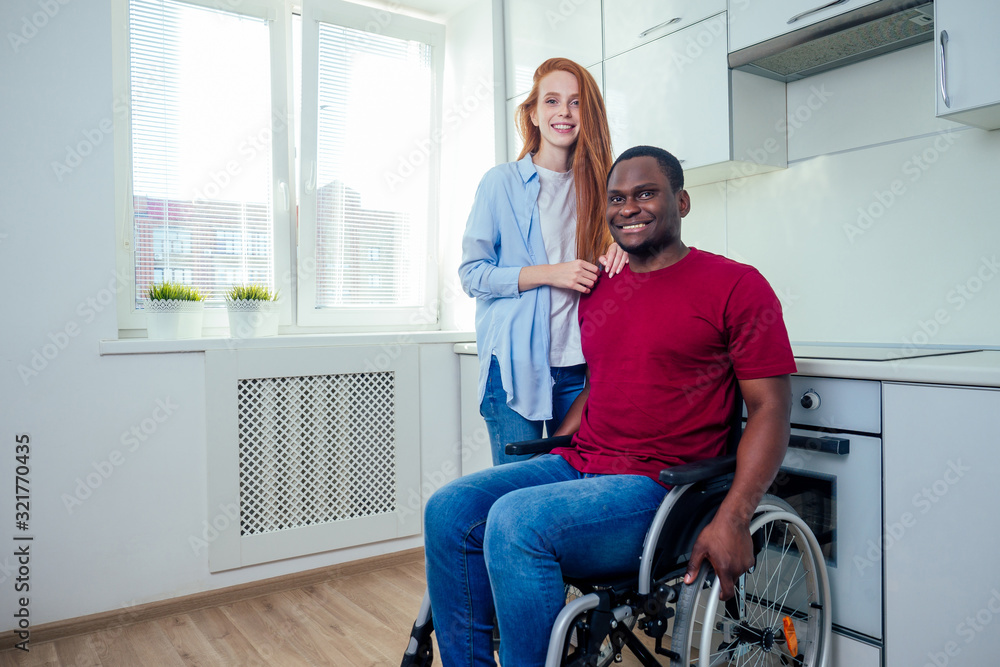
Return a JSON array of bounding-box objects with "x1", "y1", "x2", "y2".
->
[
  {"x1": 659, "y1": 454, "x2": 738, "y2": 487},
  {"x1": 505, "y1": 434, "x2": 574, "y2": 456}
]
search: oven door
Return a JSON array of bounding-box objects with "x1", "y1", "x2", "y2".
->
[{"x1": 766, "y1": 428, "x2": 883, "y2": 640}]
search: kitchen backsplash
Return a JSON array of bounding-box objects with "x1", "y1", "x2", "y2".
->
[{"x1": 681, "y1": 42, "x2": 1000, "y2": 348}]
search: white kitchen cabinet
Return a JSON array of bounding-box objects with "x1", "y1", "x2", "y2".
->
[
  {"x1": 728, "y1": 0, "x2": 878, "y2": 54},
  {"x1": 883, "y1": 382, "x2": 1000, "y2": 667},
  {"x1": 604, "y1": 14, "x2": 787, "y2": 187},
  {"x1": 603, "y1": 0, "x2": 725, "y2": 60},
  {"x1": 934, "y1": 0, "x2": 1000, "y2": 130},
  {"x1": 831, "y1": 631, "x2": 881, "y2": 667},
  {"x1": 504, "y1": 0, "x2": 602, "y2": 99}
]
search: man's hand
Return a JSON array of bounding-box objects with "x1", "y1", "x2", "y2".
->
[{"x1": 684, "y1": 510, "x2": 755, "y2": 599}]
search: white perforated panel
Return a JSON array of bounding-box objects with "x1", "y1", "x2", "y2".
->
[{"x1": 237, "y1": 372, "x2": 397, "y2": 536}]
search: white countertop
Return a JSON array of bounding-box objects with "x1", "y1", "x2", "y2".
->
[
  {"x1": 794, "y1": 349, "x2": 1000, "y2": 388},
  {"x1": 454, "y1": 343, "x2": 1000, "y2": 389}
]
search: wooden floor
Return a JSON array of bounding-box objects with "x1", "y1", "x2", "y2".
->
[
  {"x1": 0, "y1": 555, "x2": 659, "y2": 667},
  {"x1": 0, "y1": 557, "x2": 432, "y2": 667}
]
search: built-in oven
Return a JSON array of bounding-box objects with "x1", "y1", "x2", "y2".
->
[{"x1": 747, "y1": 375, "x2": 884, "y2": 645}]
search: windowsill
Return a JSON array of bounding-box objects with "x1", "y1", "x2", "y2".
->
[{"x1": 100, "y1": 330, "x2": 477, "y2": 355}]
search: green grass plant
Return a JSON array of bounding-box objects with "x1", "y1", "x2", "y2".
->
[
  {"x1": 145, "y1": 281, "x2": 203, "y2": 301},
  {"x1": 226, "y1": 284, "x2": 279, "y2": 302}
]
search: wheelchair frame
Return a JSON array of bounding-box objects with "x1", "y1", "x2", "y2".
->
[{"x1": 402, "y1": 431, "x2": 834, "y2": 667}]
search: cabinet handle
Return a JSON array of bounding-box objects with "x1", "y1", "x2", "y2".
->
[
  {"x1": 788, "y1": 434, "x2": 850, "y2": 456},
  {"x1": 787, "y1": 0, "x2": 848, "y2": 25},
  {"x1": 939, "y1": 29, "x2": 951, "y2": 109},
  {"x1": 638, "y1": 17, "x2": 681, "y2": 38}
]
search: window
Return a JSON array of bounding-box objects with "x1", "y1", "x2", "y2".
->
[
  {"x1": 297, "y1": 1, "x2": 444, "y2": 327},
  {"x1": 114, "y1": 0, "x2": 443, "y2": 334}
]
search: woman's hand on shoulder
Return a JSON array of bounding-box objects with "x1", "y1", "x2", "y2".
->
[{"x1": 599, "y1": 243, "x2": 629, "y2": 277}]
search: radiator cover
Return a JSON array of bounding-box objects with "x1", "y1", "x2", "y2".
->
[{"x1": 205, "y1": 345, "x2": 420, "y2": 571}]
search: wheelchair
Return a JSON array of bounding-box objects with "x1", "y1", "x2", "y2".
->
[{"x1": 401, "y1": 418, "x2": 833, "y2": 667}]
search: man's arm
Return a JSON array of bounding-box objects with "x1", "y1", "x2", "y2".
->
[{"x1": 683, "y1": 374, "x2": 792, "y2": 599}]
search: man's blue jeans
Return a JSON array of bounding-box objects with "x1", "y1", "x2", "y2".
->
[
  {"x1": 424, "y1": 454, "x2": 667, "y2": 667},
  {"x1": 480, "y1": 356, "x2": 587, "y2": 466}
]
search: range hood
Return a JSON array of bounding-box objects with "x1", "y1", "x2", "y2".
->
[{"x1": 729, "y1": 1, "x2": 935, "y2": 82}]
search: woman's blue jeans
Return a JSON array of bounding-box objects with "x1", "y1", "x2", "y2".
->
[
  {"x1": 480, "y1": 356, "x2": 587, "y2": 466},
  {"x1": 424, "y1": 454, "x2": 667, "y2": 667}
]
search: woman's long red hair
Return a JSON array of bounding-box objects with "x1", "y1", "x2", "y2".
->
[{"x1": 515, "y1": 58, "x2": 614, "y2": 265}]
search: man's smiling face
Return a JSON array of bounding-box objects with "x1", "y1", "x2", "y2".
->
[{"x1": 606, "y1": 155, "x2": 690, "y2": 261}]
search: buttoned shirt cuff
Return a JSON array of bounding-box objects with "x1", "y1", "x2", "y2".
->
[{"x1": 489, "y1": 265, "x2": 523, "y2": 298}]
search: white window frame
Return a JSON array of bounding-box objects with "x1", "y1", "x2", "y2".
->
[
  {"x1": 112, "y1": 0, "x2": 296, "y2": 336},
  {"x1": 297, "y1": 0, "x2": 445, "y2": 328}
]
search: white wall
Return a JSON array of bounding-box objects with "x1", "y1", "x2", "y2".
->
[
  {"x1": 0, "y1": 0, "x2": 484, "y2": 629},
  {"x1": 437, "y1": 0, "x2": 498, "y2": 331},
  {"x1": 682, "y1": 43, "x2": 1000, "y2": 349}
]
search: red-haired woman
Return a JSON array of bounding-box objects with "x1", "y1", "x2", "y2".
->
[{"x1": 459, "y1": 58, "x2": 624, "y2": 466}]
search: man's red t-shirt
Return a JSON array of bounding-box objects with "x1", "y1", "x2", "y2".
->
[{"x1": 553, "y1": 248, "x2": 796, "y2": 483}]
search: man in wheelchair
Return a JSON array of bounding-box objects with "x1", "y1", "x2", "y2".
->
[{"x1": 421, "y1": 146, "x2": 804, "y2": 667}]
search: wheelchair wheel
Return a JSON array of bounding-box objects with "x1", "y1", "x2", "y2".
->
[{"x1": 669, "y1": 496, "x2": 831, "y2": 667}]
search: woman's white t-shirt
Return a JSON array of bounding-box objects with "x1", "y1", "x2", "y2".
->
[{"x1": 534, "y1": 162, "x2": 585, "y2": 368}]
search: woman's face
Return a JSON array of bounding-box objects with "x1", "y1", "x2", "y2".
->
[{"x1": 530, "y1": 70, "x2": 580, "y2": 155}]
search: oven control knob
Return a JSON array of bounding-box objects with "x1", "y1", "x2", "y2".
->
[{"x1": 800, "y1": 390, "x2": 821, "y2": 410}]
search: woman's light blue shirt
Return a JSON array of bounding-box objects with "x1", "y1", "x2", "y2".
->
[{"x1": 458, "y1": 154, "x2": 554, "y2": 421}]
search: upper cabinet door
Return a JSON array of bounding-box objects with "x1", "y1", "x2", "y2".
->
[
  {"x1": 604, "y1": 14, "x2": 731, "y2": 171},
  {"x1": 504, "y1": 0, "x2": 603, "y2": 99},
  {"x1": 603, "y1": 0, "x2": 725, "y2": 59},
  {"x1": 728, "y1": 0, "x2": 878, "y2": 53},
  {"x1": 934, "y1": 0, "x2": 1000, "y2": 129}
]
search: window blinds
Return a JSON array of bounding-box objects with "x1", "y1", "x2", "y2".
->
[
  {"x1": 129, "y1": 0, "x2": 274, "y2": 306},
  {"x1": 312, "y1": 23, "x2": 433, "y2": 308}
]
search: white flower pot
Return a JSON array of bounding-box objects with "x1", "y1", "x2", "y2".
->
[
  {"x1": 226, "y1": 299, "x2": 279, "y2": 338},
  {"x1": 144, "y1": 299, "x2": 205, "y2": 339}
]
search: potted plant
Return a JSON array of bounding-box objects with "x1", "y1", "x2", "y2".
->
[
  {"x1": 225, "y1": 284, "x2": 280, "y2": 338},
  {"x1": 143, "y1": 281, "x2": 205, "y2": 339}
]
